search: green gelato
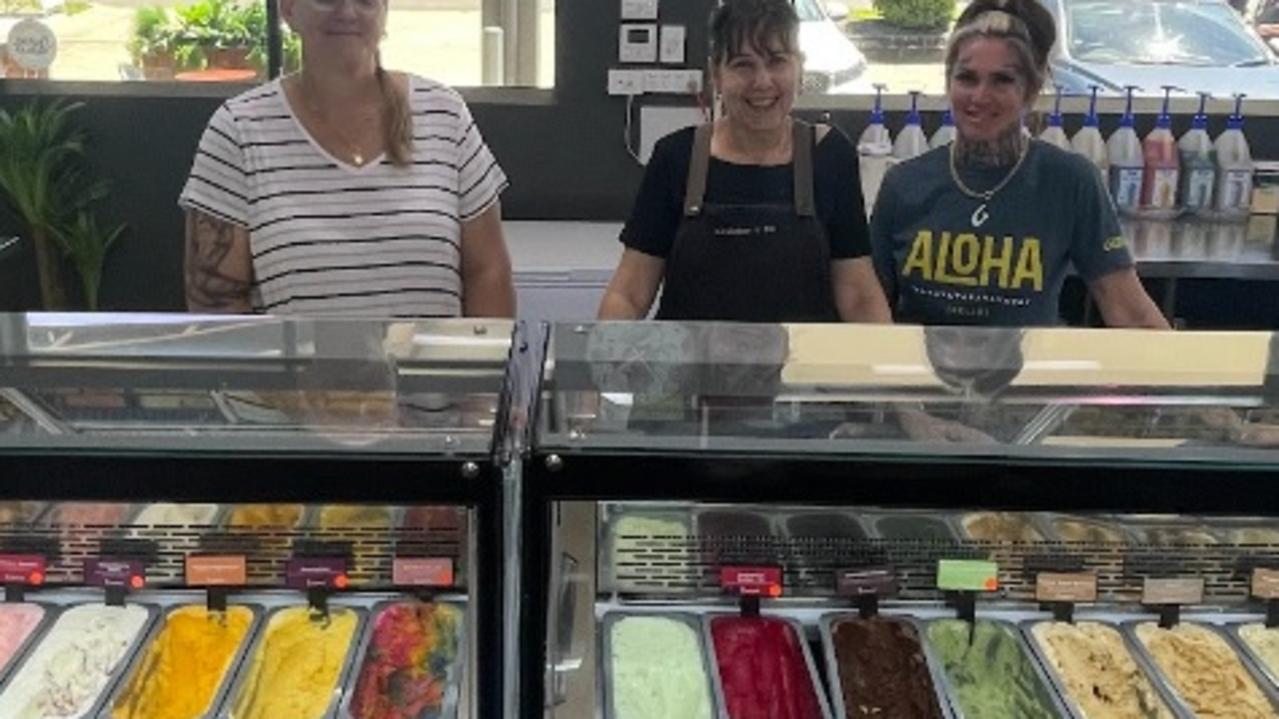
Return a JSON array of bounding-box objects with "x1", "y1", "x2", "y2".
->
[
  {"x1": 926, "y1": 620, "x2": 1060, "y2": 719},
  {"x1": 609, "y1": 615, "x2": 713, "y2": 719}
]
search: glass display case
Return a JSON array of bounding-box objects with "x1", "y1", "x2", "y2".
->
[
  {"x1": 0, "y1": 312, "x2": 515, "y2": 719},
  {"x1": 524, "y1": 321, "x2": 1279, "y2": 719}
]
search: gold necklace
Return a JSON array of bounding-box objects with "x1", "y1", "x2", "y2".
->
[
  {"x1": 295, "y1": 78, "x2": 379, "y2": 167},
  {"x1": 948, "y1": 138, "x2": 1031, "y2": 228}
]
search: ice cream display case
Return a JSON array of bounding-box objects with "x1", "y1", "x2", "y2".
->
[
  {"x1": 0, "y1": 313, "x2": 517, "y2": 719},
  {"x1": 523, "y1": 321, "x2": 1279, "y2": 719}
]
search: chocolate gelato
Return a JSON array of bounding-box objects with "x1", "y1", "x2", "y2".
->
[{"x1": 830, "y1": 617, "x2": 943, "y2": 718}]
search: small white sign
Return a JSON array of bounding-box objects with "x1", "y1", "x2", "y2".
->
[
  {"x1": 620, "y1": 0, "x2": 658, "y2": 20},
  {"x1": 7, "y1": 19, "x2": 56, "y2": 70}
]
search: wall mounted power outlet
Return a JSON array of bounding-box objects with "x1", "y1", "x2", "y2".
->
[{"x1": 607, "y1": 68, "x2": 646, "y2": 96}]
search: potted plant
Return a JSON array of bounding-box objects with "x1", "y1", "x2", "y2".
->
[
  {"x1": 0, "y1": 101, "x2": 110, "y2": 310},
  {"x1": 129, "y1": 6, "x2": 177, "y2": 79},
  {"x1": 53, "y1": 210, "x2": 124, "y2": 310}
]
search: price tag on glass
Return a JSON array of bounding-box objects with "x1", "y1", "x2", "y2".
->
[
  {"x1": 1036, "y1": 572, "x2": 1098, "y2": 603},
  {"x1": 1253, "y1": 568, "x2": 1279, "y2": 600},
  {"x1": 85, "y1": 559, "x2": 145, "y2": 590},
  {"x1": 392, "y1": 558, "x2": 454, "y2": 588},
  {"x1": 720, "y1": 566, "x2": 783, "y2": 597},
  {"x1": 1142, "y1": 577, "x2": 1204, "y2": 605},
  {"x1": 0, "y1": 555, "x2": 45, "y2": 586},
  {"x1": 836, "y1": 567, "x2": 898, "y2": 598},
  {"x1": 285, "y1": 558, "x2": 348, "y2": 590},
  {"x1": 186, "y1": 555, "x2": 247, "y2": 587}
]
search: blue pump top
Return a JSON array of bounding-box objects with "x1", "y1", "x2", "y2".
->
[
  {"x1": 1192, "y1": 92, "x2": 1210, "y2": 131},
  {"x1": 1083, "y1": 85, "x2": 1102, "y2": 128},
  {"x1": 905, "y1": 90, "x2": 922, "y2": 126},
  {"x1": 1155, "y1": 85, "x2": 1178, "y2": 130},
  {"x1": 1048, "y1": 84, "x2": 1065, "y2": 128},
  {"x1": 870, "y1": 84, "x2": 887, "y2": 125},
  {"x1": 1228, "y1": 93, "x2": 1247, "y2": 131},
  {"x1": 1119, "y1": 85, "x2": 1140, "y2": 128}
]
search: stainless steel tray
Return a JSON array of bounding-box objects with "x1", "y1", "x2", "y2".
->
[
  {"x1": 922, "y1": 616, "x2": 1071, "y2": 719},
  {"x1": 1019, "y1": 617, "x2": 1178, "y2": 719},
  {"x1": 702, "y1": 612, "x2": 833, "y2": 719},
  {"x1": 101, "y1": 602, "x2": 264, "y2": 719},
  {"x1": 599, "y1": 610, "x2": 720, "y2": 719},
  {"x1": 1123, "y1": 619, "x2": 1279, "y2": 718},
  {"x1": 337, "y1": 599, "x2": 466, "y2": 719},
  {"x1": 0, "y1": 601, "x2": 159, "y2": 719},
  {"x1": 819, "y1": 612, "x2": 953, "y2": 719},
  {"x1": 220, "y1": 603, "x2": 368, "y2": 719}
]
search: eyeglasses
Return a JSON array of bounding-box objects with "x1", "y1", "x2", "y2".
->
[{"x1": 308, "y1": 0, "x2": 382, "y2": 14}]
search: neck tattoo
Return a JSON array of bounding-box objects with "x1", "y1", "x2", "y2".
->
[{"x1": 949, "y1": 131, "x2": 1030, "y2": 229}]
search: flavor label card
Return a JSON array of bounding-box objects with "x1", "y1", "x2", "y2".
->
[
  {"x1": 286, "y1": 558, "x2": 348, "y2": 590},
  {"x1": 186, "y1": 555, "x2": 247, "y2": 587},
  {"x1": 720, "y1": 566, "x2": 783, "y2": 597},
  {"x1": 1253, "y1": 568, "x2": 1279, "y2": 599},
  {"x1": 0, "y1": 555, "x2": 45, "y2": 586},
  {"x1": 1036, "y1": 572, "x2": 1098, "y2": 603},
  {"x1": 1142, "y1": 577, "x2": 1204, "y2": 605},
  {"x1": 836, "y1": 568, "x2": 898, "y2": 598},
  {"x1": 937, "y1": 560, "x2": 999, "y2": 592},
  {"x1": 85, "y1": 559, "x2": 145, "y2": 590},
  {"x1": 392, "y1": 558, "x2": 454, "y2": 588}
]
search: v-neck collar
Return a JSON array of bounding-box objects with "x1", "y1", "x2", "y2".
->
[{"x1": 278, "y1": 75, "x2": 399, "y2": 175}]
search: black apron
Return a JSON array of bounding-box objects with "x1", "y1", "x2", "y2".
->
[{"x1": 655, "y1": 119, "x2": 838, "y2": 323}]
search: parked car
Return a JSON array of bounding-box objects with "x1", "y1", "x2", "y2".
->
[
  {"x1": 795, "y1": 0, "x2": 868, "y2": 94},
  {"x1": 1041, "y1": 0, "x2": 1279, "y2": 98},
  {"x1": 1252, "y1": 0, "x2": 1279, "y2": 53}
]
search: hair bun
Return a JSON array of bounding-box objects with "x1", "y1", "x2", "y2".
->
[{"x1": 957, "y1": 0, "x2": 1056, "y2": 64}]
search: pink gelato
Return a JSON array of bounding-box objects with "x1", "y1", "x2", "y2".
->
[{"x1": 0, "y1": 603, "x2": 44, "y2": 671}]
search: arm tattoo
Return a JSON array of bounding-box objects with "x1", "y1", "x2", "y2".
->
[{"x1": 184, "y1": 211, "x2": 253, "y2": 312}]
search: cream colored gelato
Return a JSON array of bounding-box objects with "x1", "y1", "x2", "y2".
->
[
  {"x1": 1135, "y1": 622, "x2": 1276, "y2": 719},
  {"x1": 0, "y1": 603, "x2": 150, "y2": 718},
  {"x1": 1031, "y1": 621, "x2": 1172, "y2": 719},
  {"x1": 1240, "y1": 624, "x2": 1279, "y2": 680},
  {"x1": 962, "y1": 512, "x2": 1044, "y2": 542},
  {"x1": 132, "y1": 504, "x2": 219, "y2": 526}
]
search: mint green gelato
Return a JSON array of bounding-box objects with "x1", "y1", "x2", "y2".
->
[
  {"x1": 609, "y1": 615, "x2": 713, "y2": 719},
  {"x1": 927, "y1": 620, "x2": 1060, "y2": 719}
]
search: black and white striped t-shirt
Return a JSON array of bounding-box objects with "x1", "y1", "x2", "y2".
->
[{"x1": 179, "y1": 75, "x2": 508, "y2": 318}]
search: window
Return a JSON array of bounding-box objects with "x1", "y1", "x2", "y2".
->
[
  {"x1": 803, "y1": 0, "x2": 1279, "y2": 100},
  {"x1": 0, "y1": 0, "x2": 554, "y2": 86}
]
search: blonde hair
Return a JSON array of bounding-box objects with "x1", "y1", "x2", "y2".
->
[
  {"x1": 945, "y1": 0, "x2": 1056, "y2": 103},
  {"x1": 375, "y1": 54, "x2": 413, "y2": 167}
]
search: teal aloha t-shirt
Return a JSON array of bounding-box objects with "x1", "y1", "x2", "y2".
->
[{"x1": 870, "y1": 140, "x2": 1132, "y2": 326}]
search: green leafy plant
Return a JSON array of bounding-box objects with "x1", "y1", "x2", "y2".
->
[
  {"x1": 0, "y1": 101, "x2": 122, "y2": 311},
  {"x1": 0, "y1": 0, "x2": 41, "y2": 15},
  {"x1": 52, "y1": 211, "x2": 124, "y2": 310},
  {"x1": 873, "y1": 0, "x2": 954, "y2": 30},
  {"x1": 128, "y1": 6, "x2": 176, "y2": 64}
]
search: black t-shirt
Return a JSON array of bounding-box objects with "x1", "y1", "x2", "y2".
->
[
  {"x1": 871, "y1": 141, "x2": 1134, "y2": 326},
  {"x1": 620, "y1": 125, "x2": 871, "y2": 260}
]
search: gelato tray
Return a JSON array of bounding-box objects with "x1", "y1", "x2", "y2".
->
[
  {"x1": 1042, "y1": 515, "x2": 1134, "y2": 545},
  {"x1": 1022, "y1": 619, "x2": 1175, "y2": 719},
  {"x1": 599, "y1": 611, "x2": 718, "y2": 719},
  {"x1": 107, "y1": 603, "x2": 260, "y2": 719},
  {"x1": 780, "y1": 512, "x2": 868, "y2": 541},
  {"x1": 864, "y1": 513, "x2": 959, "y2": 543},
  {"x1": 313, "y1": 506, "x2": 399, "y2": 531},
  {"x1": 1126, "y1": 620, "x2": 1279, "y2": 718},
  {"x1": 341, "y1": 600, "x2": 465, "y2": 719},
  {"x1": 225, "y1": 504, "x2": 308, "y2": 529},
  {"x1": 705, "y1": 613, "x2": 832, "y2": 719},
  {"x1": 226, "y1": 604, "x2": 365, "y2": 719},
  {"x1": 819, "y1": 613, "x2": 950, "y2": 719},
  {"x1": 924, "y1": 618, "x2": 1067, "y2": 719},
  {"x1": 1228, "y1": 623, "x2": 1279, "y2": 699},
  {"x1": 959, "y1": 512, "x2": 1048, "y2": 543},
  {"x1": 0, "y1": 602, "x2": 53, "y2": 684},
  {"x1": 0, "y1": 602, "x2": 157, "y2": 718},
  {"x1": 130, "y1": 503, "x2": 223, "y2": 528}
]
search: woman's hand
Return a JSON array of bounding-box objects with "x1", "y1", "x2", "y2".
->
[{"x1": 832, "y1": 257, "x2": 892, "y2": 323}]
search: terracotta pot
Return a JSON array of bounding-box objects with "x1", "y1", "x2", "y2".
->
[
  {"x1": 141, "y1": 50, "x2": 174, "y2": 80},
  {"x1": 205, "y1": 46, "x2": 252, "y2": 70}
]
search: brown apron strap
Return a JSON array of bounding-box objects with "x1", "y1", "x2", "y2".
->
[
  {"x1": 792, "y1": 119, "x2": 816, "y2": 217},
  {"x1": 683, "y1": 124, "x2": 714, "y2": 216}
]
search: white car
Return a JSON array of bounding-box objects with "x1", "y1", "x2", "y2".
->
[{"x1": 796, "y1": 0, "x2": 868, "y2": 94}]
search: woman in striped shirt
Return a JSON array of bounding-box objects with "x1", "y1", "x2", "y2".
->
[{"x1": 179, "y1": 0, "x2": 515, "y2": 318}]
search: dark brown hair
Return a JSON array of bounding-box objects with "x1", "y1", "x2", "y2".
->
[
  {"x1": 375, "y1": 53, "x2": 413, "y2": 167},
  {"x1": 708, "y1": 0, "x2": 800, "y2": 66},
  {"x1": 945, "y1": 0, "x2": 1057, "y2": 102}
]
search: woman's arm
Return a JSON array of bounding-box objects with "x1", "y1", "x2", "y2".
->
[
  {"x1": 832, "y1": 257, "x2": 892, "y2": 323},
  {"x1": 460, "y1": 201, "x2": 516, "y2": 318},
  {"x1": 184, "y1": 209, "x2": 254, "y2": 313},
  {"x1": 598, "y1": 248, "x2": 665, "y2": 320},
  {"x1": 1088, "y1": 268, "x2": 1170, "y2": 329}
]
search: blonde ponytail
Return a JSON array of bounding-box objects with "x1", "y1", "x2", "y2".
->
[{"x1": 376, "y1": 55, "x2": 413, "y2": 167}]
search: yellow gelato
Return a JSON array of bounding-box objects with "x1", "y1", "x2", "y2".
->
[
  {"x1": 228, "y1": 504, "x2": 305, "y2": 528},
  {"x1": 112, "y1": 605, "x2": 254, "y2": 719},
  {"x1": 317, "y1": 505, "x2": 392, "y2": 529},
  {"x1": 230, "y1": 606, "x2": 359, "y2": 719},
  {"x1": 1031, "y1": 621, "x2": 1172, "y2": 719},
  {"x1": 1240, "y1": 624, "x2": 1279, "y2": 679},
  {"x1": 1136, "y1": 622, "x2": 1276, "y2": 719}
]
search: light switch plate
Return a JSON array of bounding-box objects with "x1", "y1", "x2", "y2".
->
[
  {"x1": 618, "y1": 23, "x2": 658, "y2": 63},
  {"x1": 659, "y1": 24, "x2": 686, "y2": 64},
  {"x1": 607, "y1": 68, "x2": 646, "y2": 95},
  {"x1": 620, "y1": 0, "x2": 658, "y2": 20}
]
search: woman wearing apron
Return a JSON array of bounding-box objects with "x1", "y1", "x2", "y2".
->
[{"x1": 598, "y1": 0, "x2": 891, "y2": 323}]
